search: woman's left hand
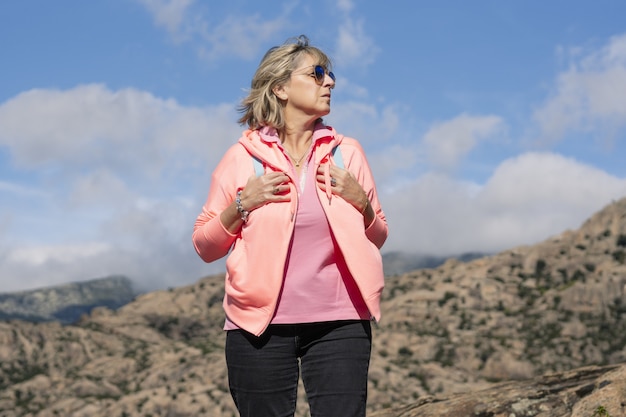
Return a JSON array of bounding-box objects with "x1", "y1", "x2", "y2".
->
[{"x1": 315, "y1": 165, "x2": 368, "y2": 213}]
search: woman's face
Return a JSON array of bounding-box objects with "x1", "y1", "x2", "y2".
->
[{"x1": 277, "y1": 54, "x2": 335, "y2": 123}]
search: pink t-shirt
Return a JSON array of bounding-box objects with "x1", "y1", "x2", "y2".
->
[
  {"x1": 271, "y1": 154, "x2": 370, "y2": 324},
  {"x1": 224, "y1": 144, "x2": 369, "y2": 330}
]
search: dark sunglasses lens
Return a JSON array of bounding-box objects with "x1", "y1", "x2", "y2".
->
[
  {"x1": 313, "y1": 66, "x2": 335, "y2": 84},
  {"x1": 314, "y1": 66, "x2": 325, "y2": 83}
]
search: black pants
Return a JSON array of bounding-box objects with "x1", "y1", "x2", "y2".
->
[{"x1": 225, "y1": 320, "x2": 372, "y2": 417}]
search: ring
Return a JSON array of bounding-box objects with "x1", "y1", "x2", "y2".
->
[
  {"x1": 330, "y1": 177, "x2": 337, "y2": 187},
  {"x1": 273, "y1": 187, "x2": 279, "y2": 195}
]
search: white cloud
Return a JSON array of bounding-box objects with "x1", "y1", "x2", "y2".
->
[
  {"x1": 422, "y1": 113, "x2": 505, "y2": 171},
  {"x1": 479, "y1": 152, "x2": 621, "y2": 209},
  {"x1": 335, "y1": 0, "x2": 354, "y2": 14},
  {"x1": 383, "y1": 152, "x2": 626, "y2": 256},
  {"x1": 67, "y1": 169, "x2": 134, "y2": 208},
  {"x1": 328, "y1": 101, "x2": 401, "y2": 146},
  {"x1": 534, "y1": 33, "x2": 626, "y2": 143},
  {"x1": 335, "y1": 77, "x2": 369, "y2": 99},
  {"x1": 136, "y1": 0, "x2": 292, "y2": 63},
  {"x1": 334, "y1": 17, "x2": 379, "y2": 68},
  {"x1": 0, "y1": 238, "x2": 219, "y2": 293},
  {"x1": 0, "y1": 180, "x2": 46, "y2": 198},
  {"x1": 135, "y1": 0, "x2": 195, "y2": 38},
  {"x1": 0, "y1": 84, "x2": 238, "y2": 175},
  {"x1": 0, "y1": 84, "x2": 240, "y2": 292},
  {"x1": 7, "y1": 243, "x2": 110, "y2": 267},
  {"x1": 368, "y1": 144, "x2": 419, "y2": 186},
  {"x1": 196, "y1": 13, "x2": 293, "y2": 63},
  {"x1": 0, "y1": 182, "x2": 223, "y2": 293}
]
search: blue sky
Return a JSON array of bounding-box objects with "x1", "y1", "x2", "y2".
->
[{"x1": 1, "y1": 0, "x2": 626, "y2": 292}]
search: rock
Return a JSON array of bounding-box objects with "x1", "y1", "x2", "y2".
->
[{"x1": 369, "y1": 364, "x2": 626, "y2": 417}]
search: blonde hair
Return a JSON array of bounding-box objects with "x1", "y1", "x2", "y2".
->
[{"x1": 237, "y1": 35, "x2": 333, "y2": 131}]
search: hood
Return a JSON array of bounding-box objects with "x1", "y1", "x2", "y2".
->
[
  {"x1": 238, "y1": 122, "x2": 342, "y2": 171},
  {"x1": 238, "y1": 122, "x2": 344, "y2": 217}
]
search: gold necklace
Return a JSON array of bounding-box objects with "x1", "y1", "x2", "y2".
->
[{"x1": 284, "y1": 143, "x2": 311, "y2": 167}]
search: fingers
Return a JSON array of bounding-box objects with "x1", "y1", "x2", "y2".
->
[
  {"x1": 262, "y1": 172, "x2": 292, "y2": 203},
  {"x1": 270, "y1": 183, "x2": 289, "y2": 196},
  {"x1": 250, "y1": 172, "x2": 289, "y2": 189},
  {"x1": 315, "y1": 167, "x2": 366, "y2": 210},
  {"x1": 316, "y1": 165, "x2": 341, "y2": 177},
  {"x1": 264, "y1": 171, "x2": 290, "y2": 181},
  {"x1": 241, "y1": 172, "x2": 291, "y2": 211},
  {"x1": 315, "y1": 165, "x2": 347, "y2": 188},
  {"x1": 266, "y1": 172, "x2": 289, "y2": 195}
]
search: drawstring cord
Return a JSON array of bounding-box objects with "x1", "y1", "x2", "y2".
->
[
  {"x1": 288, "y1": 181, "x2": 297, "y2": 221},
  {"x1": 323, "y1": 161, "x2": 333, "y2": 203}
]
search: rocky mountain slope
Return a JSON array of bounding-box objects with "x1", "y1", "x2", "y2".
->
[
  {"x1": 369, "y1": 363, "x2": 626, "y2": 417},
  {"x1": 1, "y1": 197, "x2": 625, "y2": 416},
  {"x1": 0, "y1": 276, "x2": 137, "y2": 324}
]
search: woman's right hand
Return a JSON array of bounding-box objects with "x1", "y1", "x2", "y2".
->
[
  {"x1": 221, "y1": 171, "x2": 291, "y2": 233},
  {"x1": 238, "y1": 172, "x2": 291, "y2": 211}
]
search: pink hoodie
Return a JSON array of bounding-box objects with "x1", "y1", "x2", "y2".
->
[{"x1": 192, "y1": 124, "x2": 388, "y2": 336}]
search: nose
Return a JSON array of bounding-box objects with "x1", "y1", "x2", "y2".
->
[{"x1": 325, "y1": 73, "x2": 335, "y2": 89}]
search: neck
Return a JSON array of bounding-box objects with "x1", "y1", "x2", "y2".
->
[
  {"x1": 280, "y1": 128, "x2": 314, "y2": 168},
  {"x1": 280, "y1": 122, "x2": 315, "y2": 149}
]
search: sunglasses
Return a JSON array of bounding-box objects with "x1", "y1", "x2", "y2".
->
[{"x1": 295, "y1": 65, "x2": 336, "y2": 86}]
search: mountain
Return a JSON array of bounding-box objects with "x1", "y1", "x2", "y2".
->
[
  {"x1": 0, "y1": 275, "x2": 137, "y2": 324},
  {"x1": 382, "y1": 251, "x2": 486, "y2": 276},
  {"x1": 0, "y1": 197, "x2": 625, "y2": 416}
]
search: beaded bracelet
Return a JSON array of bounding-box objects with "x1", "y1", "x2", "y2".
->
[{"x1": 236, "y1": 190, "x2": 249, "y2": 223}]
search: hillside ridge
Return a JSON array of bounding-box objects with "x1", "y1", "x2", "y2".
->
[{"x1": 0, "y1": 275, "x2": 137, "y2": 324}]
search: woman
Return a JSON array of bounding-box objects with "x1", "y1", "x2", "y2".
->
[{"x1": 192, "y1": 35, "x2": 387, "y2": 417}]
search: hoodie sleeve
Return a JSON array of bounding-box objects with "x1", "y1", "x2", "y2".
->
[
  {"x1": 192, "y1": 145, "x2": 247, "y2": 263},
  {"x1": 341, "y1": 138, "x2": 388, "y2": 249}
]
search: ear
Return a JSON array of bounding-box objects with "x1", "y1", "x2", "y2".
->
[{"x1": 273, "y1": 84, "x2": 288, "y2": 101}]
